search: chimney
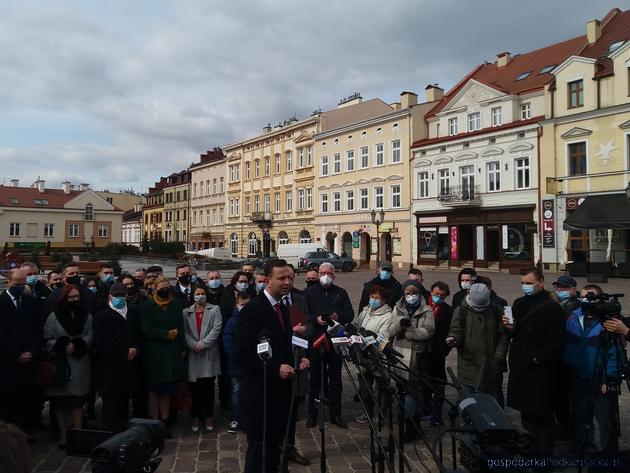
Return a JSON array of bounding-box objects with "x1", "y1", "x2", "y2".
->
[
  {"x1": 497, "y1": 51, "x2": 511, "y2": 68},
  {"x1": 62, "y1": 181, "x2": 71, "y2": 194},
  {"x1": 424, "y1": 84, "x2": 444, "y2": 102},
  {"x1": 33, "y1": 177, "x2": 45, "y2": 193},
  {"x1": 262, "y1": 123, "x2": 272, "y2": 134},
  {"x1": 586, "y1": 19, "x2": 601, "y2": 44},
  {"x1": 10, "y1": 179, "x2": 19, "y2": 187},
  {"x1": 79, "y1": 183, "x2": 89, "y2": 191},
  {"x1": 400, "y1": 91, "x2": 418, "y2": 109}
]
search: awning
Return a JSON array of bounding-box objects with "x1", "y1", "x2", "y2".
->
[{"x1": 563, "y1": 193, "x2": 630, "y2": 230}]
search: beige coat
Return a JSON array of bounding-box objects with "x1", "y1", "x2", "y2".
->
[{"x1": 183, "y1": 303, "x2": 222, "y2": 382}]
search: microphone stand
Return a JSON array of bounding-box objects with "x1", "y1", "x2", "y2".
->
[
  {"x1": 279, "y1": 347, "x2": 301, "y2": 473},
  {"x1": 318, "y1": 342, "x2": 327, "y2": 473},
  {"x1": 262, "y1": 356, "x2": 268, "y2": 473}
]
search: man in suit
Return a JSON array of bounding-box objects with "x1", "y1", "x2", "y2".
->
[
  {"x1": 171, "y1": 263, "x2": 195, "y2": 307},
  {"x1": 0, "y1": 269, "x2": 41, "y2": 437},
  {"x1": 235, "y1": 259, "x2": 310, "y2": 473}
]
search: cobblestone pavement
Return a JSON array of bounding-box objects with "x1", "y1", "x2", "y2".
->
[{"x1": 30, "y1": 267, "x2": 630, "y2": 472}]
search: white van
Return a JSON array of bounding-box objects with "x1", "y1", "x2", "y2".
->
[
  {"x1": 190, "y1": 247, "x2": 233, "y2": 259},
  {"x1": 277, "y1": 243, "x2": 327, "y2": 270}
]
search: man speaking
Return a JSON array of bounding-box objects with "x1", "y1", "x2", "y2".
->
[{"x1": 235, "y1": 259, "x2": 310, "y2": 473}]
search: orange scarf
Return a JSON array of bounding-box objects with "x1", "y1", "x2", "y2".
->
[{"x1": 152, "y1": 292, "x2": 172, "y2": 308}]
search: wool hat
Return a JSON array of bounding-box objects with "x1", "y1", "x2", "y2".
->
[
  {"x1": 380, "y1": 261, "x2": 393, "y2": 271},
  {"x1": 467, "y1": 282, "x2": 490, "y2": 308}
]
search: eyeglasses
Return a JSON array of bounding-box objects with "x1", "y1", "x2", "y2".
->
[{"x1": 67, "y1": 296, "x2": 81, "y2": 302}]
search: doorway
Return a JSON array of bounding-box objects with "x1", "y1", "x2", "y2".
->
[
  {"x1": 487, "y1": 226, "x2": 500, "y2": 262},
  {"x1": 360, "y1": 232, "x2": 371, "y2": 266},
  {"x1": 342, "y1": 232, "x2": 352, "y2": 257},
  {"x1": 458, "y1": 225, "x2": 474, "y2": 261},
  {"x1": 326, "y1": 232, "x2": 335, "y2": 252},
  {"x1": 381, "y1": 233, "x2": 392, "y2": 262}
]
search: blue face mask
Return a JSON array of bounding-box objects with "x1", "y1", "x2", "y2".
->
[
  {"x1": 556, "y1": 290, "x2": 571, "y2": 301},
  {"x1": 208, "y1": 279, "x2": 221, "y2": 289},
  {"x1": 101, "y1": 274, "x2": 114, "y2": 284},
  {"x1": 368, "y1": 298, "x2": 382, "y2": 310},
  {"x1": 521, "y1": 284, "x2": 535, "y2": 296},
  {"x1": 111, "y1": 296, "x2": 126, "y2": 309},
  {"x1": 379, "y1": 271, "x2": 391, "y2": 281},
  {"x1": 191, "y1": 274, "x2": 198, "y2": 284},
  {"x1": 431, "y1": 295, "x2": 443, "y2": 305},
  {"x1": 256, "y1": 282, "x2": 266, "y2": 293},
  {"x1": 26, "y1": 275, "x2": 39, "y2": 286},
  {"x1": 88, "y1": 286, "x2": 98, "y2": 294},
  {"x1": 236, "y1": 282, "x2": 249, "y2": 293}
]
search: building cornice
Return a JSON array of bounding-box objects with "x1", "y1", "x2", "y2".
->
[
  {"x1": 224, "y1": 117, "x2": 319, "y2": 151},
  {"x1": 540, "y1": 102, "x2": 630, "y2": 126},
  {"x1": 314, "y1": 108, "x2": 409, "y2": 140}
]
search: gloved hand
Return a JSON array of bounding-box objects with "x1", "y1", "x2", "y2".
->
[{"x1": 400, "y1": 318, "x2": 412, "y2": 329}]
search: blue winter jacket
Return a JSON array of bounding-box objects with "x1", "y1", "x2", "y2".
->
[
  {"x1": 564, "y1": 307, "x2": 619, "y2": 380},
  {"x1": 223, "y1": 307, "x2": 243, "y2": 377}
]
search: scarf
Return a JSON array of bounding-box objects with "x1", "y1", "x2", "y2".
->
[{"x1": 152, "y1": 292, "x2": 173, "y2": 308}]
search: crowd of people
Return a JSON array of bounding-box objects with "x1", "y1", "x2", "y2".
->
[{"x1": 0, "y1": 258, "x2": 628, "y2": 473}]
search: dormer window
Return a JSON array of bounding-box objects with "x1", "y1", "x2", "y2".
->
[
  {"x1": 515, "y1": 71, "x2": 531, "y2": 81},
  {"x1": 568, "y1": 80, "x2": 584, "y2": 108},
  {"x1": 539, "y1": 65, "x2": 556, "y2": 75},
  {"x1": 85, "y1": 204, "x2": 94, "y2": 221},
  {"x1": 608, "y1": 41, "x2": 624, "y2": 54}
]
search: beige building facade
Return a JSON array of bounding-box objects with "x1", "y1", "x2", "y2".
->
[
  {"x1": 142, "y1": 178, "x2": 166, "y2": 240},
  {"x1": 163, "y1": 171, "x2": 190, "y2": 245}
]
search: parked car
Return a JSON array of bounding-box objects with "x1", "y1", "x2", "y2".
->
[{"x1": 300, "y1": 251, "x2": 356, "y2": 272}]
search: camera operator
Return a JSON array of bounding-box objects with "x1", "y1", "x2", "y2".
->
[{"x1": 565, "y1": 284, "x2": 619, "y2": 453}]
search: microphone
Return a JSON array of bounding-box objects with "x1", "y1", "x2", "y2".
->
[
  {"x1": 327, "y1": 319, "x2": 346, "y2": 337},
  {"x1": 312, "y1": 333, "x2": 330, "y2": 352},
  {"x1": 257, "y1": 330, "x2": 273, "y2": 361},
  {"x1": 362, "y1": 329, "x2": 404, "y2": 359}
]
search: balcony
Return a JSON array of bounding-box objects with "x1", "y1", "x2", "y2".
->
[
  {"x1": 250, "y1": 211, "x2": 273, "y2": 224},
  {"x1": 437, "y1": 185, "x2": 481, "y2": 207}
]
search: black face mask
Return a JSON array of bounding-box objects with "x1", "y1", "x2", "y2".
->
[
  {"x1": 66, "y1": 275, "x2": 81, "y2": 286},
  {"x1": 51, "y1": 282, "x2": 63, "y2": 290},
  {"x1": 306, "y1": 280, "x2": 318, "y2": 287},
  {"x1": 127, "y1": 285, "x2": 138, "y2": 296},
  {"x1": 156, "y1": 288, "x2": 171, "y2": 299},
  {"x1": 135, "y1": 278, "x2": 144, "y2": 288},
  {"x1": 64, "y1": 300, "x2": 82, "y2": 311},
  {"x1": 178, "y1": 274, "x2": 191, "y2": 285}
]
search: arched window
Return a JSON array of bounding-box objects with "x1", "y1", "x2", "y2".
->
[
  {"x1": 248, "y1": 232, "x2": 258, "y2": 256},
  {"x1": 84, "y1": 204, "x2": 94, "y2": 221},
  {"x1": 230, "y1": 233, "x2": 239, "y2": 257},
  {"x1": 278, "y1": 231, "x2": 289, "y2": 245},
  {"x1": 299, "y1": 230, "x2": 311, "y2": 244}
]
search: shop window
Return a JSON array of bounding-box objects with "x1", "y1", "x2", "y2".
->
[
  {"x1": 419, "y1": 228, "x2": 437, "y2": 257},
  {"x1": 504, "y1": 224, "x2": 532, "y2": 261}
]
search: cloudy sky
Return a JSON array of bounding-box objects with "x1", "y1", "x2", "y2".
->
[{"x1": 0, "y1": 0, "x2": 621, "y2": 192}]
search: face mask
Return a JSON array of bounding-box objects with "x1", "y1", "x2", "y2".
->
[
  {"x1": 88, "y1": 286, "x2": 98, "y2": 294},
  {"x1": 320, "y1": 275, "x2": 333, "y2": 287},
  {"x1": 9, "y1": 286, "x2": 25, "y2": 298},
  {"x1": 127, "y1": 285, "x2": 138, "y2": 296},
  {"x1": 431, "y1": 295, "x2": 443, "y2": 305},
  {"x1": 101, "y1": 274, "x2": 114, "y2": 284},
  {"x1": 256, "y1": 282, "x2": 266, "y2": 293},
  {"x1": 65, "y1": 300, "x2": 81, "y2": 311},
  {"x1": 405, "y1": 294, "x2": 420, "y2": 306},
  {"x1": 208, "y1": 279, "x2": 221, "y2": 289},
  {"x1": 521, "y1": 284, "x2": 535, "y2": 296},
  {"x1": 51, "y1": 282, "x2": 63, "y2": 290},
  {"x1": 368, "y1": 298, "x2": 382, "y2": 310},
  {"x1": 191, "y1": 275, "x2": 197, "y2": 285},
  {"x1": 235, "y1": 282, "x2": 249, "y2": 293},
  {"x1": 460, "y1": 281, "x2": 472, "y2": 291},
  {"x1": 178, "y1": 274, "x2": 191, "y2": 285},
  {"x1": 26, "y1": 275, "x2": 39, "y2": 286},
  {"x1": 135, "y1": 278, "x2": 144, "y2": 288},
  {"x1": 306, "y1": 280, "x2": 318, "y2": 287},
  {"x1": 194, "y1": 295, "x2": 207, "y2": 304},
  {"x1": 111, "y1": 296, "x2": 126, "y2": 309},
  {"x1": 66, "y1": 275, "x2": 81, "y2": 286},
  {"x1": 379, "y1": 271, "x2": 391, "y2": 281},
  {"x1": 156, "y1": 288, "x2": 171, "y2": 299},
  {"x1": 556, "y1": 290, "x2": 571, "y2": 301}
]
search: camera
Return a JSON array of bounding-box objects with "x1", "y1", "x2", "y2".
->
[{"x1": 582, "y1": 292, "x2": 624, "y2": 323}]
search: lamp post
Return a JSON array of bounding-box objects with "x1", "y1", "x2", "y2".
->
[{"x1": 370, "y1": 208, "x2": 386, "y2": 267}]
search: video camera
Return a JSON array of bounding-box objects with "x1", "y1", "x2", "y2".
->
[{"x1": 582, "y1": 292, "x2": 624, "y2": 322}]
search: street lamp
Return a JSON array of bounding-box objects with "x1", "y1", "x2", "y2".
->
[{"x1": 370, "y1": 208, "x2": 386, "y2": 267}]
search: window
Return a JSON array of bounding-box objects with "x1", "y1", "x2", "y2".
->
[
  {"x1": 248, "y1": 233, "x2": 257, "y2": 256},
  {"x1": 467, "y1": 112, "x2": 481, "y2": 132},
  {"x1": 84, "y1": 204, "x2": 94, "y2": 221},
  {"x1": 278, "y1": 231, "x2": 289, "y2": 245},
  {"x1": 255, "y1": 195, "x2": 260, "y2": 212},
  {"x1": 219, "y1": 208, "x2": 224, "y2": 224},
  {"x1": 306, "y1": 146, "x2": 313, "y2": 166},
  {"x1": 516, "y1": 71, "x2": 531, "y2": 81},
  {"x1": 515, "y1": 157, "x2": 530, "y2": 189},
  {"x1": 374, "y1": 186, "x2": 384, "y2": 209},
  {"x1": 390, "y1": 185, "x2": 401, "y2": 208},
  {"x1": 44, "y1": 223, "x2": 54, "y2": 237},
  {"x1": 68, "y1": 223, "x2": 79, "y2": 238},
  {"x1": 9, "y1": 222, "x2": 20, "y2": 236},
  {"x1": 417, "y1": 172, "x2": 429, "y2": 198},
  {"x1": 391, "y1": 140, "x2": 401, "y2": 163},
  {"x1": 274, "y1": 192, "x2": 280, "y2": 212},
  {"x1": 346, "y1": 190, "x2": 354, "y2": 211},
  {"x1": 230, "y1": 164, "x2": 240, "y2": 181},
  {"x1": 193, "y1": 211, "x2": 197, "y2": 226},
  {"x1": 230, "y1": 233, "x2": 238, "y2": 256},
  {"x1": 305, "y1": 188, "x2": 313, "y2": 209},
  {"x1": 333, "y1": 153, "x2": 341, "y2": 174},
  {"x1": 321, "y1": 193, "x2": 328, "y2": 213},
  {"x1": 255, "y1": 160, "x2": 260, "y2": 178},
  {"x1": 193, "y1": 183, "x2": 197, "y2": 197},
  {"x1": 275, "y1": 154, "x2": 281, "y2": 174},
  {"x1": 286, "y1": 151, "x2": 293, "y2": 171},
  {"x1": 245, "y1": 196, "x2": 250, "y2": 214},
  {"x1": 264, "y1": 194, "x2": 270, "y2": 212},
  {"x1": 487, "y1": 161, "x2": 501, "y2": 191},
  {"x1": 333, "y1": 192, "x2": 341, "y2": 212},
  {"x1": 264, "y1": 157, "x2": 270, "y2": 176},
  {"x1": 213, "y1": 179, "x2": 217, "y2": 194},
  {"x1": 297, "y1": 189, "x2": 305, "y2": 210},
  {"x1": 346, "y1": 150, "x2": 354, "y2": 171},
  {"x1": 375, "y1": 143, "x2": 384, "y2": 166},
  {"x1": 245, "y1": 162, "x2": 251, "y2": 179},
  {"x1": 219, "y1": 177, "x2": 224, "y2": 193},
  {"x1": 460, "y1": 165, "x2": 475, "y2": 198},
  {"x1": 568, "y1": 142, "x2": 587, "y2": 176},
  {"x1": 448, "y1": 117, "x2": 458, "y2": 135},
  {"x1": 520, "y1": 103, "x2": 531, "y2": 120},
  {"x1": 98, "y1": 224, "x2": 108, "y2": 238},
  {"x1": 568, "y1": 80, "x2": 584, "y2": 108},
  {"x1": 298, "y1": 148, "x2": 304, "y2": 168},
  {"x1": 360, "y1": 188, "x2": 368, "y2": 210},
  {"x1": 321, "y1": 156, "x2": 329, "y2": 176},
  {"x1": 299, "y1": 230, "x2": 311, "y2": 244},
  {"x1": 286, "y1": 191, "x2": 292, "y2": 211},
  {"x1": 438, "y1": 169, "x2": 450, "y2": 196},
  {"x1": 491, "y1": 107, "x2": 502, "y2": 127},
  {"x1": 360, "y1": 147, "x2": 369, "y2": 168}
]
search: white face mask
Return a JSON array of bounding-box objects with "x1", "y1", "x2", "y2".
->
[
  {"x1": 320, "y1": 275, "x2": 333, "y2": 287},
  {"x1": 461, "y1": 281, "x2": 472, "y2": 290},
  {"x1": 405, "y1": 294, "x2": 420, "y2": 305}
]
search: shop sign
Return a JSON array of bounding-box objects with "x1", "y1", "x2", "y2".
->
[
  {"x1": 542, "y1": 199, "x2": 555, "y2": 248},
  {"x1": 502, "y1": 225, "x2": 509, "y2": 250},
  {"x1": 378, "y1": 222, "x2": 395, "y2": 232},
  {"x1": 450, "y1": 227, "x2": 458, "y2": 260},
  {"x1": 13, "y1": 242, "x2": 46, "y2": 249},
  {"x1": 566, "y1": 197, "x2": 585, "y2": 210},
  {"x1": 418, "y1": 216, "x2": 448, "y2": 224},
  {"x1": 352, "y1": 236, "x2": 360, "y2": 248}
]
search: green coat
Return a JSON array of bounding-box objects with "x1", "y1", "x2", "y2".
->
[
  {"x1": 140, "y1": 298, "x2": 186, "y2": 385},
  {"x1": 447, "y1": 300, "x2": 508, "y2": 391}
]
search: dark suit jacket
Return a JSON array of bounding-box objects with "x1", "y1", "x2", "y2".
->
[
  {"x1": 0, "y1": 291, "x2": 41, "y2": 388},
  {"x1": 235, "y1": 291, "x2": 293, "y2": 440},
  {"x1": 93, "y1": 305, "x2": 143, "y2": 397}
]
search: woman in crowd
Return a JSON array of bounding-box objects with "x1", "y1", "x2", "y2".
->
[
  {"x1": 183, "y1": 285, "x2": 222, "y2": 432},
  {"x1": 140, "y1": 276, "x2": 186, "y2": 430},
  {"x1": 119, "y1": 274, "x2": 148, "y2": 309},
  {"x1": 43, "y1": 285, "x2": 93, "y2": 449}
]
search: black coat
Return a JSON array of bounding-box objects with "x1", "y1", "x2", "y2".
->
[
  {"x1": 235, "y1": 291, "x2": 294, "y2": 440},
  {"x1": 507, "y1": 290, "x2": 565, "y2": 416},
  {"x1": 171, "y1": 284, "x2": 194, "y2": 308},
  {"x1": 207, "y1": 285, "x2": 224, "y2": 306},
  {"x1": 93, "y1": 306, "x2": 143, "y2": 397},
  {"x1": 358, "y1": 275, "x2": 403, "y2": 313},
  {"x1": 0, "y1": 291, "x2": 42, "y2": 388},
  {"x1": 431, "y1": 302, "x2": 453, "y2": 357},
  {"x1": 303, "y1": 283, "x2": 354, "y2": 338}
]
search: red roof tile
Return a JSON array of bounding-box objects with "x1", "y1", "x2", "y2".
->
[
  {"x1": 577, "y1": 9, "x2": 630, "y2": 78},
  {"x1": 0, "y1": 186, "x2": 82, "y2": 209}
]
